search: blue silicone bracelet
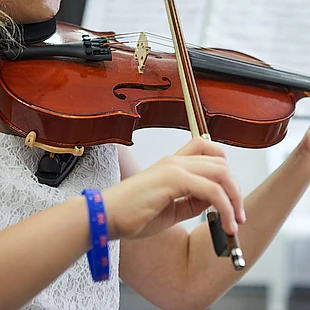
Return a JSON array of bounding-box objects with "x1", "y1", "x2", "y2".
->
[{"x1": 82, "y1": 188, "x2": 110, "y2": 282}]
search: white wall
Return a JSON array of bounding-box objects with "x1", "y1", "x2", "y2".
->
[{"x1": 82, "y1": 0, "x2": 207, "y2": 45}]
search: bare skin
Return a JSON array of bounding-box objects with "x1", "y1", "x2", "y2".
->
[{"x1": 0, "y1": 0, "x2": 61, "y2": 23}]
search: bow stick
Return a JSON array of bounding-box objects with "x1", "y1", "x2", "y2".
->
[{"x1": 164, "y1": 0, "x2": 245, "y2": 271}]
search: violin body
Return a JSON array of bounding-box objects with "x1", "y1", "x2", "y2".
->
[{"x1": 0, "y1": 22, "x2": 306, "y2": 149}]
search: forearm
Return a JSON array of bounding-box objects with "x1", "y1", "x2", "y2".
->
[
  {"x1": 187, "y1": 141, "x2": 310, "y2": 308},
  {"x1": 0, "y1": 196, "x2": 90, "y2": 310},
  {"x1": 0, "y1": 0, "x2": 60, "y2": 23}
]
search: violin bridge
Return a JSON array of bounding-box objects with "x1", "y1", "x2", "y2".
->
[{"x1": 134, "y1": 32, "x2": 150, "y2": 74}]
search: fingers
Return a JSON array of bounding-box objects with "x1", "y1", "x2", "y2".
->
[
  {"x1": 167, "y1": 170, "x2": 239, "y2": 235},
  {"x1": 175, "y1": 137, "x2": 226, "y2": 158},
  {"x1": 174, "y1": 196, "x2": 210, "y2": 223},
  {"x1": 174, "y1": 156, "x2": 245, "y2": 225},
  {"x1": 106, "y1": 137, "x2": 244, "y2": 239},
  {"x1": 160, "y1": 138, "x2": 245, "y2": 235}
]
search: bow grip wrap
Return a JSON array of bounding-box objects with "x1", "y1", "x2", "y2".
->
[{"x1": 207, "y1": 211, "x2": 230, "y2": 257}]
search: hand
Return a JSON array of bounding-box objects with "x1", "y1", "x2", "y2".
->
[{"x1": 103, "y1": 137, "x2": 245, "y2": 240}]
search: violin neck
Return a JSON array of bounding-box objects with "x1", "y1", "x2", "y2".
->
[{"x1": 189, "y1": 49, "x2": 310, "y2": 94}]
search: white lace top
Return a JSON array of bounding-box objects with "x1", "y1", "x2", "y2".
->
[{"x1": 0, "y1": 133, "x2": 121, "y2": 309}]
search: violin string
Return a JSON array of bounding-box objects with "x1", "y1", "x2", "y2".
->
[
  {"x1": 112, "y1": 32, "x2": 270, "y2": 65},
  {"x1": 108, "y1": 32, "x2": 310, "y2": 78},
  {"x1": 111, "y1": 34, "x2": 269, "y2": 71},
  {"x1": 111, "y1": 35, "x2": 270, "y2": 71},
  {"x1": 112, "y1": 31, "x2": 196, "y2": 49}
]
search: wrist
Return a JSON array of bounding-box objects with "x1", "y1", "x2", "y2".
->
[
  {"x1": 68, "y1": 196, "x2": 92, "y2": 251},
  {"x1": 99, "y1": 188, "x2": 121, "y2": 241}
]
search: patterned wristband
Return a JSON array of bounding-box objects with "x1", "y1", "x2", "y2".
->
[{"x1": 82, "y1": 188, "x2": 110, "y2": 282}]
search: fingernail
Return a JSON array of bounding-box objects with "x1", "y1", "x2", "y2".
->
[
  {"x1": 241, "y1": 210, "x2": 247, "y2": 222},
  {"x1": 231, "y1": 221, "x2": 238, "y2": 233}
]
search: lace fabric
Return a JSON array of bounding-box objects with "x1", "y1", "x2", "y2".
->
[{"x1": 0, "y1": 133, "x2": 121, "y2": 309}]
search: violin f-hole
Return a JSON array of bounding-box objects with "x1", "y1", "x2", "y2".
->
[{"x1": 113, "y1": 77, "x2": 172, "y2": 100}]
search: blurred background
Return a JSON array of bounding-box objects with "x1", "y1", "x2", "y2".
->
[{"x1": 57, "y1": 0, "x2": 310, "y2": 309}]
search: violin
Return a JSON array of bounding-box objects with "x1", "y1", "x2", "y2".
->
[
  {"x1": 0, "y1": 21, "x2": 310, "y2": 155},
  {"x1": 1, "y1": 11, "x2": 310, "y2": 270}
]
